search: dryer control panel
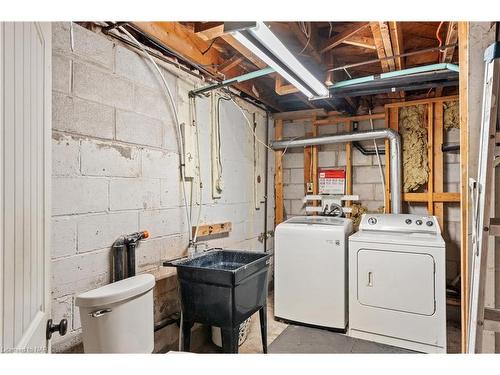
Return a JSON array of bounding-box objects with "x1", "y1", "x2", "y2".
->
[{"x1": 359, "y1": 214, "x2": 441, "y2": 235}]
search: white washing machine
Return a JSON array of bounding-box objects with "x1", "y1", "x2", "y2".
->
[
  {"x1": 274, "y1": 216, "x2": 353, "y2": 330},
  {"x1": 348, "y1": 214, "x2": 446, "y2": 353}
]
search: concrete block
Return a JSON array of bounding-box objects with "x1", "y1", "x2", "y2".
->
[
  {"x1": 52, "y1": 217, "x2": 77, "y2": 259},
  {"x1": 289, "y1": 168, "x2": 304, "y2": 184},
  {"x1": 52, "y1": 53, "x2": 71, "y2": 94},
  {"x1": 446, "y1": 203, "x2": 461, "y2": 222},
  {"x1": 52, "y1": 134, "x2": 80, "y2": 176},
  {"x1": 142, "y1": 149, "x2": 179, "y2": 178},
  {"x1": 353, "y1": 183, "x2": 375, "y2": 201},
  {"x1": 374, "y1": 183, "x2": 385, "y2": 201},
  {"x1": 52, "y1": 177, "x2": 108, "y2": 216},
  {"x1": 115, "y1": 45, "x2": 177, "y2": 91},
  {"x1": 77, "y1": 212, "x2": 139, "y2": 253},
  {"x1": 52, "y1": 22, "x2": 71, "y2": 52},
  {"x1": 318, "y1": 150, "x2": 336, "y2": 167},
  {"x1": 283, "y1": 200, "x2": 292, "y2": 216},
  {"x1": 73, "y1": 24, "x2": 114, "y2": 69},
  {"x1": 444, "y1": 153, "x2": 460, "y2": 164},
  {"x1": 81, "y1": 140, "x2": 140, "y2": 178},
  {"x1": 352, "y1": 150, "x2": 372, "y2": 166},
  {"x1": 407, "y1": 203, "x2": 428, "y2": 215},
  {"x1": 52, "y1": 92, "x2": 115, "y2": 139},
  {"x1": 109, "y1": 178, "x2": 161, "y2": 211},
  {"x1": 282, "y1": 169, "x2": 291, "y2": 184},
  {"x1": 133, "y1": 84, "x2": 175, "y2": 121},
  {"x1": 338, "y1": 150, "x2": 346, "y2": 166},
  {"x1": 283, "y1": 123, "x2": 305, "y2": 138},
  {"x1": 73, "y1": 62, "x2": 134, "y2": 110},
  {"x1": 364, "y1": 200, "x2": 384, "y2": 212},
  {"x1": 284, "y1": 184, "x2": 304, "y2": 200},
  {"x1": 353, "y1": 166, "x2": 384, "y2": 184},
  {"x1": 116, "y1": 110, "x2": 163, "y2": 148},
  {"x1": 160, "y1": 178, "x2": 183, "y2": 208},
  {"x1": 52, "y1": 295, "x2": 73, "y2": 330},
  {"x1": 139, "y1": 208, "x2": 186, "y2": 239},
  {"x1": 51, "y1": 248, "x2": 111, "y2": 298},
  {"x1": 445, "y1": 183, "x2": 459, "y2": 192},
  {"x1": 290, "y1": 200, "x2": 305, "y2": 215},
  {"x1": 445, "y1": 162, "x2": 460, "y2": 184},
  {"x1": 282, "y1": 152, "x2": 303, "y2": 169}
]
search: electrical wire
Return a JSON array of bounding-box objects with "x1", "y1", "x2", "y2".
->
[
  {"x1": 190, "y1": 96, "x2": 204, "y2": 245},
  {"x1": 117, "y1": 26, "x2": 196, "y2": 246},
  {"x1": 436, "y1": 21, "x2": 446, "y2": 53},
  {"x1": 298, "y1": 22, "x2": 311, "y2": 55}
]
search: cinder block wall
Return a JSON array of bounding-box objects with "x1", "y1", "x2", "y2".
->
[
  {"x1": 51, "y1": 22, "x2": 273, "y2": 352},
  {"x1": 280, "y1": 117, "x2": 461, "y2": 282}
]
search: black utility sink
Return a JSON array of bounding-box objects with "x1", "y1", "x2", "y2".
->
[{"x1": 164, "y1": 249, "x2": 271, "y2": 353}]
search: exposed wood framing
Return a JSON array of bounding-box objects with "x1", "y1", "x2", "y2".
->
[
  {"x1": 275, "y1": 119, "x2": 284, "y2": 225},
  {"x1": 385, "y1": 107, "x2": 399, "y2": 213},
  {"x1": 427, "y1": 104, "x2": 434, "y2": 213},
  {"x1": 320, "y1": 22, "x2": 369, "y2": 54},
  {"x1": 342, "y1": 35, "x2": 376, "y2": 50},
  {"x1": 275, "y1": 75, "x2": 300, "y2": 95},
  {"x1": 289, "y1": 22, "x2": 323, "y2": 64},
  {"x1": 388, "y1": 22, "x2": 404, "y2": 71},
  {"x1": 193, "y1": 222, "x2": 232, "y2": 237},
  {"x1": 132, "y1": 22, "x2": 283, "y2": 111},
  {"x1": 304, "y1": 132, "x2": 313, "y2": 195},
  {"x1": 370, "y1": 22, "x2": 394, "y2": 72},
  {"x1": 218, "y1": 55, "x2": 244, "y2": 74},
  {"x1": 194, "y1": 22, "x2": 225, "y2": 41},
  {"x1": 272, "y1": 108, "x2": 327, "y2": 121},
  {"x1": 436, "y1": 22, "x2": 459, "y2": 97},
  {"x1": 384, "y1": 96, "x2": 460, "y2": 225},
  {"x1": 314, "y1": 113, "x2": 385, "y2": 125},
  {"x1": 312, "y1": 118, "x2": 319, "y2": 211},
  {"x1": 433, "y1": 103, "x2": 445, "y2": 229},
  {"x1": 458, "y1": 21, "x2": 469, "y2": 353}
]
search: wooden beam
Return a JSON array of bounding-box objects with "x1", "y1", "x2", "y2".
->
[
  {"x1": 403, "y1": 192, "x2": 460, "y2": 202},
  {"x1": 275, "y1": 119, "x2": 284, "y2": 225},
  {"x1": 458, "y1": 21, "x2": 469, "y2": 354},
  {"x1": 320, "y1": 22, "x2": 369, "y2": 54},
  {"x1": 314, "y1": 113, "x2": 385, "y2": 125},
  {"x1": 272, "y1": 108, "x2": 327, "y2": 121},
  {"x1": 427, "y1": 104, "x2": 434, "y2": 214},
  {"x1": 275, "y1": 75, "x2": 299, "y2": 95},
  {"x1": 388, "y1": 22, "x2": 404, "y2": 71},
  {"x1": 304, "y1": 132, "x2": 313, "y2": 195},
  {"x1": 132, "y1": 22, "x2": 282, "y2": 111},
  {"x1": 194, "y1": 22, "x2": 225, "y2": 41},
  {"x1": 434, "y1": 102, "x2": 445, "y2": 229},
  {"x1": 345, "y1": 121, "x2": 353, "y2": 207},
  {"x1": 193, "y1": 222, "x2": 231, "y2": 237},
  {"x1": 218, "y1": 55, "x2": 244, "y2": 74},
  {"x1": 436, "y1": 22, "x2": 459, "y2": 96},
  {"x1": 289, "y1": 22, "x2": 323, "y2": 64},
  {"x1": 342, "y1": 35, "x2": 376, "y2": 50},
  {"x1": 384, "y1": 95, "x2": 459, "y2": 108},
  {"x1": 220, "y1": 33, "x2": 267, "y2": 69},
  {"x1": 379, "y1": 22, "x2": 395, "y2": 71},
  {"x1": 370, "y1": 22, "x2": 392, "y2": 72}
]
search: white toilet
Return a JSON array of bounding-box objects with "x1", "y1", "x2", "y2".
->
[{"x1": 75, "y1": 274, "x2": 155, "y2": 353}]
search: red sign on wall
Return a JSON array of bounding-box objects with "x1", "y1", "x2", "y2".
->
[{"x1": 319, "y1": 168, "x2": 346, "y2": 195}]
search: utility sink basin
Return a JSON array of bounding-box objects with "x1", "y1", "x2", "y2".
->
[{"x1": 164, "y1": 249, "x2": 271, "y2": 353}]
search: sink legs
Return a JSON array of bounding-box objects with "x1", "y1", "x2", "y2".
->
[
  {"x1": 221, "y1": 326, "x2": 240, "y2": 353},
  {"x1": 181, "y1": 320, "x2": 194, "y2": 352},
  {"x1": 259, "y1": 304, "x2": 268, "y2": 354}
]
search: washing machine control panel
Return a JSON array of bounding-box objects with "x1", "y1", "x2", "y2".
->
[{"x1": 359, "y1": 214, "x2": 440, "y2": 234}]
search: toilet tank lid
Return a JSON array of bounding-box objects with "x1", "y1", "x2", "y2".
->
[{"x1": 75, "y1": 274, "x2": 155, "y2": 308}]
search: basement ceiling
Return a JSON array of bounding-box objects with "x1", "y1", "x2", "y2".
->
[{"x1": 121, "y1": 21, "x2": 459, "y2": 113}]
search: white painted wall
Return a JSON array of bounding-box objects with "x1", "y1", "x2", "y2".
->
[{"x1": 50, "y1": 22, "x2": 272, "y2": 352}]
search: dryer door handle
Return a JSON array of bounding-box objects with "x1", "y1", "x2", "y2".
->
[{"x1": 367, "y1": 271, "x2": 373, "y2": 287}]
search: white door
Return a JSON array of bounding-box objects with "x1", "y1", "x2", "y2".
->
[{"x1": 1, "y1": 22, "x2": 53, "y2": 353}]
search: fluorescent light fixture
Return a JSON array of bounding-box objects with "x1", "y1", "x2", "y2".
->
[{"x1": 231, "y1": 22, "x2": 330, "y2": 99}]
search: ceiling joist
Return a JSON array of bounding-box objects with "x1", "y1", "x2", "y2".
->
[{"x1": 320, "y1": 22, "x2": 370, "y2": 54}]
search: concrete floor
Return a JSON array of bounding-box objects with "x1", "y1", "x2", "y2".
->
[{"x1": 197, "y1": 290, "x2": 461, "y2": 354}]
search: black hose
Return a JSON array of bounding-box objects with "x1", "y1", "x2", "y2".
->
[
  {"x1": 112, "y1": 239, "x2": 126, "y2": 282},
  {"x1": 154, "y1": 313, "x2": 181, "y2": 332},
  {"x1": 127, "y1": 242, "x2": 137, "y2": 277}
]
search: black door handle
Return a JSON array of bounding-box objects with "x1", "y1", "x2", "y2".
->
[{"x1": 46, "y1": 318, "x2": 68, "y2": 340}]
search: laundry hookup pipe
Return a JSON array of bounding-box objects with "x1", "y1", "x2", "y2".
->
[{"x1": 270, "y1": 129, "x2": 403, "y2": 214}]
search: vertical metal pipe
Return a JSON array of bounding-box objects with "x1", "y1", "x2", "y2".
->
[{"x1": 263, "y1": 111, "x2": 270, "y2": 252}]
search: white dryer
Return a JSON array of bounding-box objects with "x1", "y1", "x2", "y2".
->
[
  {"x1": 274, "y1": 216, "x2": 353, "y2": 330},
  {"x1": 348, "y1": 214, "x2": 446, "y2": 353}
]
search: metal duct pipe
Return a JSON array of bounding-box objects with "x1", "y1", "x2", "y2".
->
[{"x1": 270, "y1": 129, "x2": 402, "y2": 214}]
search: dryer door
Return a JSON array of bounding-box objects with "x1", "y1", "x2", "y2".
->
[{"x1": 357, "y1": 249, "x2": 436, "y2": 316}]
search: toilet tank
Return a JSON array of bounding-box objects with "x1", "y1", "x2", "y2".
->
[{"x1": 75, "y1": 274, "x2": 155, "y2": 353}]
